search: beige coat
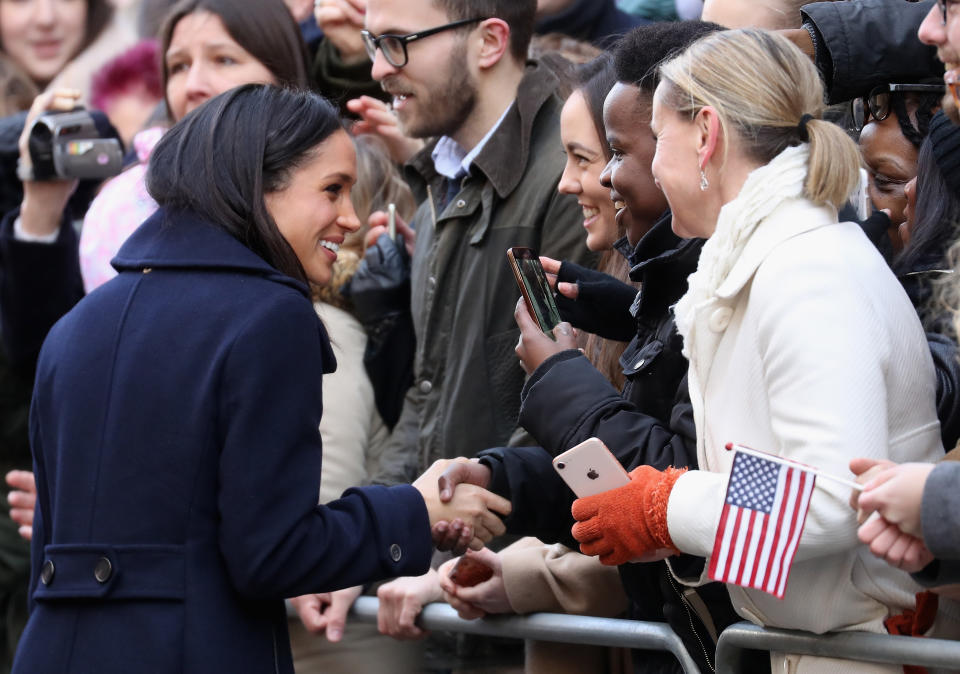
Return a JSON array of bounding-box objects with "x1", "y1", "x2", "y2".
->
[
  {"x1": 664, "y1": 199, "x2": 959, "y2": 670},
  {"x1": 313, "y1": 302, "x2": 388, "y2": 503},
  {"x1": 501, "y1": 538, "x2": 630, "y2": 674}
]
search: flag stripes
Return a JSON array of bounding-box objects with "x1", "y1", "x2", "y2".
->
[{"x1": 708, "y1": 449, "x2": 816, "y2": 598}]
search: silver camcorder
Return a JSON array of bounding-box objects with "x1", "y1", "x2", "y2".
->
[{"x1": 24, "y1": 109, "x2": 123, "y2": 181}]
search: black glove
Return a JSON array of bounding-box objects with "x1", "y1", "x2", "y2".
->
[
  {"x1": 344, "y1": 234, "x2": 414, "y2": 428},
  {"x1": 554, "y1": 261, "x2": 637, "y2": 341},
  {"x1": 858, "y1": 209, "x2": 894, "y2": 264}
]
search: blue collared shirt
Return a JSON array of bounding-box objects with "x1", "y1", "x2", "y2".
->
[{"x1": 430, "y1": 103, "x2": 513, "y2": 181}]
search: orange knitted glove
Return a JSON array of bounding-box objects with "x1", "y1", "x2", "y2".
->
[{"x1": 571, "y1": 465, "x2": 687, "y2": 566}]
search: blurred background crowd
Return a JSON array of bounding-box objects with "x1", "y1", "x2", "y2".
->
[{"x1": 1, "y1": 0, "x2": 960, "y2": 673}]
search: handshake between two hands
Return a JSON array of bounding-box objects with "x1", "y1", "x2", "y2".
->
[
  {"x1": 414, "y1": 458, "x2": 685, "y2": 565},
  {"x1": 412, "y1": 458, "x2": 507, "y2": 554}
]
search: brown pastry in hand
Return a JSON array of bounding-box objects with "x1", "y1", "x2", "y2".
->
[{"x1": 448, "y1": 554, "x2": 494, "y2": 587}]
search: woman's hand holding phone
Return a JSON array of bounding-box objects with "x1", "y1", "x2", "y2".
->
[
  {"x1": 365, "y1": 209, "x2": 416, "y2": 256},
  {"x1": 514, "y1": 297, "x2": 578, "y2": 374}
]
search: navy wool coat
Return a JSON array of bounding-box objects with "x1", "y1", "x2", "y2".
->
[{"x1": 14, "y1": 209, "x2": 432, "y2": 673}]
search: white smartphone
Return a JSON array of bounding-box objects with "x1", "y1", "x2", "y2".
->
[
  {"x1": 553, "y1": 437, "x2": 630, "y2": 498},
  {"x1": 387, "y1": 202, "x2": 397, "y2": 241}
]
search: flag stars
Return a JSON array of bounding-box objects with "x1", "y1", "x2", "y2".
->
[{"x1": 726, "y1": 453, "x2": 779, "y2": 511}]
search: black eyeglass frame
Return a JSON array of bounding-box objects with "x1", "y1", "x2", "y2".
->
[
  {"x1": 851, "y1": 83, "x2": 945, "y2": 132},
  {"x1": 361, "y1": 17, "x2": 486, "y2": 68},
  {"x1": 936, "y1": 0, "x2": 948, "y2": 25}
]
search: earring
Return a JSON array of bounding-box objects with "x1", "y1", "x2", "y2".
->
[{"x1": 699, "y1": 168, "x2": 709, "y2": 191}]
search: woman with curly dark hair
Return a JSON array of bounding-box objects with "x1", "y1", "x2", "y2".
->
[{"x1": 856, "y1": 83, "x2": 943, "y2": 251}]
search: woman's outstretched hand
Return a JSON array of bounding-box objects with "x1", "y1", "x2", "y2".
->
[
  {"x1": 413, "y1": 459, "x2": 511, "y2": 551},
  {"x1": 431, "y1": 459, "x2": 494, "y2": 554}
]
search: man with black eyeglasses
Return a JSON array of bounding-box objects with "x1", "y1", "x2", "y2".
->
[
  {"x1": 358, "y1": 3, "x2": 590, "y2": 499},
  {"x1": 359, "y1": 0, "x2": 591, "y2": 497}
]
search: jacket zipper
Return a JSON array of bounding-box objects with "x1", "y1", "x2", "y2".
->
[{"x1": 667, "y1": 568, "x2": 715, "y2": 673}]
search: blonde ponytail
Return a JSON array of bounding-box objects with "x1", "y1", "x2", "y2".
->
[
  {"x1": 804, "y1": 118, "x2": 860, "y2": 207},
  {"x1": 658, "y1": 28, "x2": 859, "y2": 208}
]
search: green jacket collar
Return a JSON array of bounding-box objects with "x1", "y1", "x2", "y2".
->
[{"x1": 407, "y1": 61, "x2": 560, "y2": 200}]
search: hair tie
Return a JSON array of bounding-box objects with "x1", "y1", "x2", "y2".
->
[{"x1": 797, "y1": 114, "x2": 814, "y2": 143}]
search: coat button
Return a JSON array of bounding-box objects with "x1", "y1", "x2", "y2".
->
[
  {"x1": 418, "y1": 380, "x2": 433, "y2": 394},
  {"x1": 389, "y1": 544, "x2": 402, "y2": 562},
  {"x1": 40, "y1": 560, "x2": 55, "y2": 586},
  {"x1": 633, "y1": 357, "x2": 645, "y2": 369},
  {"x1": 708, "y1": 306, "x2": 733, "y2": 332},
  {"x1": 456, "y1": 199, "x2": 466, "y2": 209},
  {"x1": 94, "y1": 557, "x2": 113, "y2": 583}
]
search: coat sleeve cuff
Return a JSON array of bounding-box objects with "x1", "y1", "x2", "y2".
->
[
  {"x1": 501, "y1": 540, "x2": 627, "y2": 616},
  {"x1": 476, "y1": 449, "x2": 511, "y2": 501},
  {"x1": 666, "y1": 470, "x2": 726, "y2": 560},
  {"x1": 344, "y1": 484, "x2": 434, "y2": 577}
]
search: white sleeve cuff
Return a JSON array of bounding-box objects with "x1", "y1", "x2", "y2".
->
[
  {"x1": 666, "y1": 469, "x2": 727, "y2": 559},
  {"x1": 13, "y1": 216, "x2": 59, "y2": 244}
]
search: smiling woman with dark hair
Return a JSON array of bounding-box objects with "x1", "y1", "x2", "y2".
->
[{"x1": 12, "y1": 84, "x2": 509, "y2": 674}]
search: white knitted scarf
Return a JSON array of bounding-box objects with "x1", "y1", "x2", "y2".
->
[{"x1": 673, "y1": 144, "x2": 810, "y2": 355}]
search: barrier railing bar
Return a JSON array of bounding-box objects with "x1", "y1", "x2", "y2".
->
[
  {"x1": 349, "y1": 596, "x2": 701, "y2": 674},
  {"x1": 715, "y1": 621, "x2": 960, "y2": 672}
]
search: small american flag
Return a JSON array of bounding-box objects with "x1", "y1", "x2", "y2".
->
[{"x1": 708, "y1": 447, "x2": 816, "y2": 598}]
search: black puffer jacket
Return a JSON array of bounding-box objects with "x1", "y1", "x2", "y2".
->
[
  {"x1": 479, "y1": 214, "x2": 766, "y2": 674},
  {"x1": 802, "y1": 0, "x2": 940, "y2": 104}
]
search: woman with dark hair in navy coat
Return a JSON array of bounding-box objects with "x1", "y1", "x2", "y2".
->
[{"x1": 12, "y1": 84, "x2": 510, "y2": 673}]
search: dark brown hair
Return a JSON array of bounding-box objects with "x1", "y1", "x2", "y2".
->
[
  {"x1": 159, "y1": 0, "x2": 310, "y2": 119},
  {"x1": 147, "y1": 85, "x2": 343, "y2": 286},
  {"x1": 575, "y1": 53, "x2": 616, "y2": 162}
]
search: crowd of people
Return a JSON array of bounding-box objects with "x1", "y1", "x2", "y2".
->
[{"x1": 0, "y1": 0, "x2": 958, "y2": 672}]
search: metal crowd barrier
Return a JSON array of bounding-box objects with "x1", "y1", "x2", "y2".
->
[
  {"x1": 348, "y1": 596, "x2": 702, "y2": 673},
  {"x1": 715, "y1": 621, "x2": 960, "y2": 672},
  {"x1": 344, "y1": 599, "x2": 960, "y2": 673}
]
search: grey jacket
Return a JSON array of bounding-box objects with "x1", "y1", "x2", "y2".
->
[
  {"x1": 369, "y1": 62, "x2": 592, "y2": 482},
  {"x1": 914, "y1": 461, "x2": 960, "y2": 586}
]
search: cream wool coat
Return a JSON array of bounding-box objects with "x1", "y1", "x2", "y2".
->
[{"x1": 664, "y1": 198, "x2": 959, "y2": 662}]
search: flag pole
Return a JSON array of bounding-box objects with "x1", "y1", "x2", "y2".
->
[{"x1": 725, "y1": 443, "x2": 863, "y2": 492}]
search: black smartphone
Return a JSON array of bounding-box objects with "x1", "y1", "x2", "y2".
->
[{"x1": 506, "y1": 247, "x2": 562, "y2": 335}]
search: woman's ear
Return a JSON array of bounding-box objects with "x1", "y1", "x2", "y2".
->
[
  {"x1": 476, "y1": 18, "x2": 511, "y2": 70},
  {"x1": 695, "y1": 106, "x2": 722, "y2": 170}
]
